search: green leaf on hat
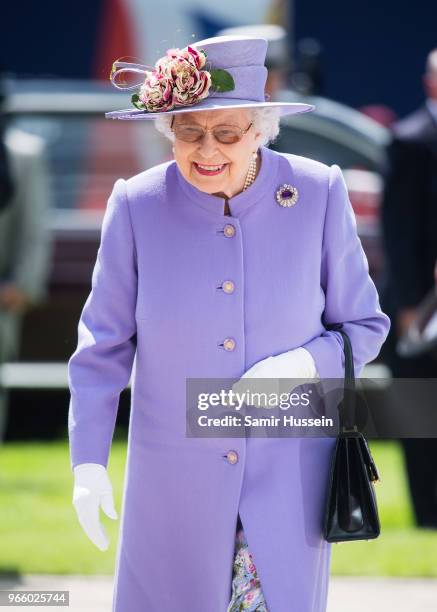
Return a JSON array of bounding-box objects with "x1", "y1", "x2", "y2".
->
[
  {"x1": 131, "y1": 94, "x2": 145, "y2": 110},
  {"x1": 210, "y1": 69, "x2": 235, "y2": 92}
]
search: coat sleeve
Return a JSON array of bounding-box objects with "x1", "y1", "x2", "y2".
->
[
  {"x1": 68, "y1": 178, "x2": 137, "y2": 470},
  {"x1": 301, "y1": 164, "x2": 391, "y2": 380}
]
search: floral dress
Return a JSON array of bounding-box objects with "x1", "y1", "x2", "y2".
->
[{"x1": 226, "y1": 514, "x2": 269, "y2": 611}]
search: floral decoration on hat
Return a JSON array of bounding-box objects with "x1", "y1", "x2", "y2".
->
[{"x1": 110, "y1": 46, "x2": 235, "y2": 113}]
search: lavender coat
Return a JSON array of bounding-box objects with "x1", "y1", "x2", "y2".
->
[{"x1": 68, "y1": 145, "x2": 390, "y2": 612}]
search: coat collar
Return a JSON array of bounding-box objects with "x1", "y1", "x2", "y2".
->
[{"x1": 173, "y1": 145, "x2": 279, "y2": 218}]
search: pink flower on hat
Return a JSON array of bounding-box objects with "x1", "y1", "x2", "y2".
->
[
  {"x1": 130, "y1": 44, "x2": 233, "y2": 113},
  {"x1": 137, "y1": 46, "x2": 211, "y2": 112},
  {"x1": 138, "y1": 71, "x2": 175, "y2": 112},
  {"x1": 164, "y1": 45, "x2": 207, "y2": 71},
  {"x1": 173, "y1": 69, "x2": 211, "y2": 105}
]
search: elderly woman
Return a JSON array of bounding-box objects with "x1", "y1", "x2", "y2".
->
[{"x1": 68, "y1": 35, "x2": 390, "y2": 612}]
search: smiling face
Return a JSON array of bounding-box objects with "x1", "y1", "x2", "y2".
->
[{"x1": 171, "y1": 108, "x2": 263, "y2": 198}]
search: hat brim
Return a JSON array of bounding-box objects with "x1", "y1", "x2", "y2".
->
[{"x1": 105, "y1": 99, "x2": 314, "y2": 120}]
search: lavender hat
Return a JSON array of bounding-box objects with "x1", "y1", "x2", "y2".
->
[{"x1": 105, "y1": 35, "x2": 314, "y2": 120}]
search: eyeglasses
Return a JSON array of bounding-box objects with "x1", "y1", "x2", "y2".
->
[{"x1": 170, "y1": 116, "x2": 253, "y2": 144}]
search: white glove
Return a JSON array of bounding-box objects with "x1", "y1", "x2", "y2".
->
[
  {"x1": 231, "y1": 347, "x2": 319, "y2": 408},
  {"x1": 72, "y1": 463, "x2": 118, "y2": 551}
]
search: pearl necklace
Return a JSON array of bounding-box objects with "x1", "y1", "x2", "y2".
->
[{"x1": 243, "y1": 151, "x2": 258, "y2": 191}]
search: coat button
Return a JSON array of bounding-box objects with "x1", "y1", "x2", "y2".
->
[
  {"x1": 223, "y1": 338, "x2": 236, "y2": 351},
  {"x1": 222, "y1": 280, "x2": 235, "y2": 294},
  {"x1": 224, "y1": 224, "x2": 236, "y2": 238},
  {"x1": 226, "y1": 450, "x2": 239, "y2": 464}
]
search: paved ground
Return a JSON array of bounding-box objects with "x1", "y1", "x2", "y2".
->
[{"x1": 1, "y1": 575, "x2": 437, "y2": 611}]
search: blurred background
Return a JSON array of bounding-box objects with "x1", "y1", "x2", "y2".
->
[{"x1": 1, "y1": 0, "x2": 437, "y2": 610}]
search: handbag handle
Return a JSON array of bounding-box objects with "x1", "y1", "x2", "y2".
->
[{"x1": 325, "y1": 322, "x2": 357, "y2": 432}]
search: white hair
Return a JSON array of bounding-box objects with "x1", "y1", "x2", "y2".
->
[{"x1": 154, "y1": 106, "x2": 281, "y2": 148}]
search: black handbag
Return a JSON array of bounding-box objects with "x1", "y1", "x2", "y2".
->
[{"x1": 323, "y1": 323, "x2": 381, "y2": 543}]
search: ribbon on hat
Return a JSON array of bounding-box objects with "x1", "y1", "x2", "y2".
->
[{"x1": 110, "y1": 61, "x2": 153, "y2": 91}]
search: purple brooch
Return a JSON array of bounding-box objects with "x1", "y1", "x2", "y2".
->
[{"x1": 276, "y1": 184, "x2": 299, "y2": 207}]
